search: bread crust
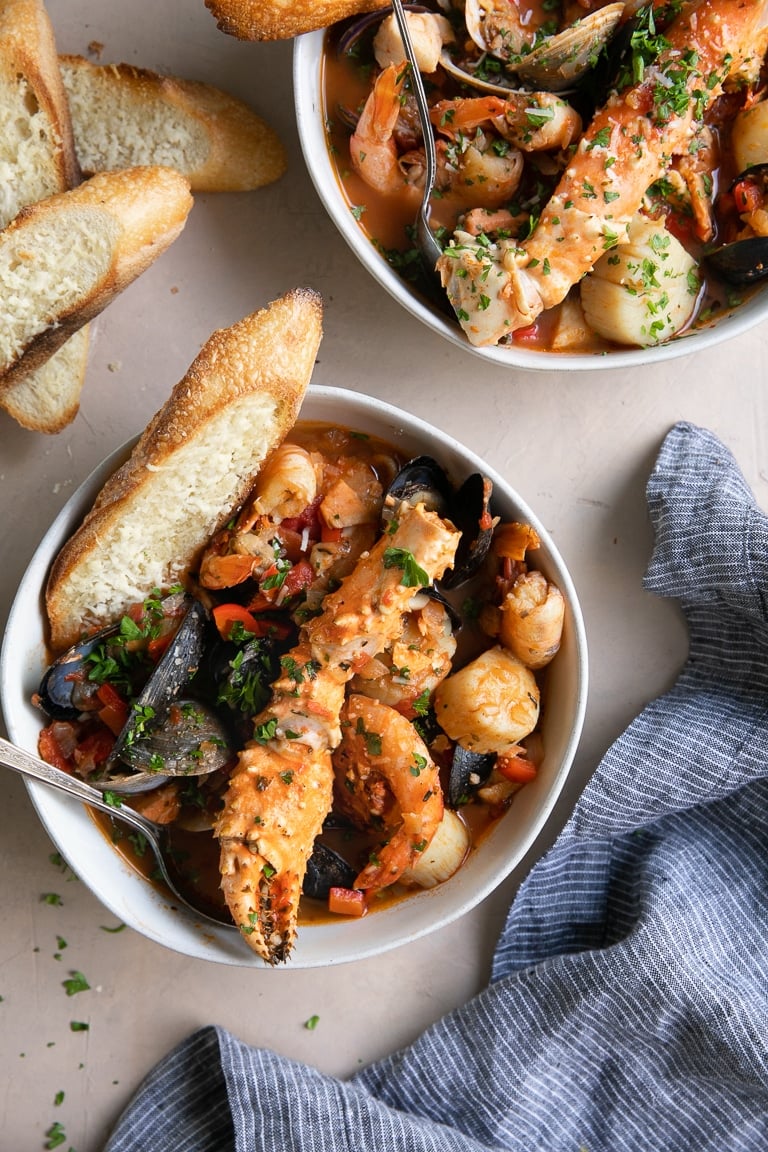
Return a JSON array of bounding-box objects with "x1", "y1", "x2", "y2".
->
[
  {"x1": 45, "y1": 288, "x2": 323, "y2": 652},
  {"x1": 59, "y1": 55, "x2": 286, "y2": 192},
  {"x1": 0, "y1": 166, "x2": 192, "y2": 389},
  {"x1": 204, "y1": 0, "x2": 383, "y2": 40}
]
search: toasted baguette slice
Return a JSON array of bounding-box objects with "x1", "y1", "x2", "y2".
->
[
  {"x1": 46, "y1": 288, "x2": 323, "y2": 651},
  {"x1": 0, "y1": 326, "x2": 90, "y2": 432},
  {"x1": 0, "y1": 0, "x2": 89, "y2": 433},
  {"x1": 205, "y1": 0, "x2": 383, "y2": 40},
  {"x1": 0, "y1": 0, "x2": 79, "y2": 221},
  {"x1": 59, "y1": 55, "x2": 286, "y2": 192},
  {"x1": 0, "y1": 165, "x2": 192, "y2": 391}
]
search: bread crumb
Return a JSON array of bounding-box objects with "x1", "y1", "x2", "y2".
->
[
  {"x1": 107, "y1": 362, "x2": 121, "y2": 372},
  {"x1": 87, "y1": 41, "x2": 104, "y2": 58},
  {"x1": 170, "y1": 286, "x2": 179, "y2": 294}
]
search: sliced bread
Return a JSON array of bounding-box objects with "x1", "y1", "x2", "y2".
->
[
  {"x1": 0, "y1": 326, "x2": 90, "y2": 432},
  {"x1": 59, "y1": 55, "x2": 286, "y2": 192},
  {"x1": 45, "y1": 287, "x2": 323, "y2": 651},
  {"x1": 0, "y1": 165, "x2": 192, "y2": 391},
  {"x1": 0, "y1": 0, "x2": 89, "y2": 433},
  {"x1": 204, "y1": 0, "x2": 383, "y2": 40}
]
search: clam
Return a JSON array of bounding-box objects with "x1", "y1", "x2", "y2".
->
[{"x1": 449, "y1": 1, "x2": 625, "y2": 93}]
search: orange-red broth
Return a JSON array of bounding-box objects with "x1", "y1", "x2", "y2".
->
[
  {"x1": 322, "y1": 18, "x2": 754, "y2": 353},
  {"x1": 54, "y1": 421, "x2": 552, "y2": 926}
]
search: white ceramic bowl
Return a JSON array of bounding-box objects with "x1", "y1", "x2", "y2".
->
[
  {"x1": 294, "y1": 30, "x2": 767, "y2": 372},
  {"x1": 0, "y1": 386, "x2": 587, "y2": 967}
]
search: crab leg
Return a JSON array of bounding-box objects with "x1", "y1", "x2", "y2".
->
[
  {"x1": 439, "y1": 0, "x2": 768, "y2": 344},
  {"x1": 215, "y1": 501, "x2": 460, "y2": 963}
]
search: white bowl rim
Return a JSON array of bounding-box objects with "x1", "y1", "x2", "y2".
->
[
  {"x1": 293, "y1": 29, "x2": 767, "y2": 372},
  {"x1": 0, "y1": 385, "x2": 588, "y2": 968}
]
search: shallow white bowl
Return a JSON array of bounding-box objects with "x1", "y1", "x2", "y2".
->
[
  {"x1": 0, "y1": 386, "x2": 587, "y2": 967},
  {"x1": 294, "y1": 30, "x2": 767, "y2": 372}
]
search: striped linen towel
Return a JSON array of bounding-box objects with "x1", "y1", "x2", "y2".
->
[{"x1": 104, "y1": 421, "x2": 768, "y2": 1152}]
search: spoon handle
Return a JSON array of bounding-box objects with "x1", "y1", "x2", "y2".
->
[
  {"x1": 0, "y1": 735, "x2": 155, "y2": 838},
  {"x1": 390, "y1": 0, "x2": 443, "y2": 269}
]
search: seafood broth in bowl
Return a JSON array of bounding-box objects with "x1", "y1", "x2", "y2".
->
[
  {"x1": 298, "y1": 1, "x2": 768, "y2": 365},
  {"x1": 1, "y1": 388, "x2": 587, "y2": 967}
]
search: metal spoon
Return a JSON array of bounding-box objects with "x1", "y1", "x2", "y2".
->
[
  {"x1": 0, "y1": 735, "x2": 234, "y2": 929},
  {"x1": 390, "y1": 0, "x2": 443, "y2": 277}
]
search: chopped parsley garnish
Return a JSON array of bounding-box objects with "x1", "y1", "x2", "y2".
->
[{"x1": 382, "y1": 547, "x2": 429, "y2": 588}]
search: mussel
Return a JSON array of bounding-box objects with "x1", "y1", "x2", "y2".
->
[
  {"x1": 385, "y1": 456, "x2": 494, "y2": 589},
  {"x1": 705, "y1": 166, "x2": 768, "y2": 287},
  {"x1": 37, "y1": 594, "x2": 238, "y2": 793},
  {"x1": 303, "y1": 841, "x2": 357, "y2": 901},
  {"x1": 447, "y1": 744, "x2": 495, "y2": 808},
  {"x1": 37, "y1": 620, "x2": 123, "y2": 720}
]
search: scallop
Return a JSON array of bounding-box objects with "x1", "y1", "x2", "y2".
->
[
  {"x1": 731, "y1": 100, "x2": 768, "y2": 175},
  {"x1": 373, "y1": 11, "x2": 454, "y2": 73},
  {"x1": 433, "y1": 646, "x2": 540, "y2": 755},
  {"x1": 580, "y1": 215, "x2": 700, "y2": 347}
]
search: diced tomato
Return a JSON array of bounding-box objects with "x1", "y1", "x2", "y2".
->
[
  {"x1": 212, "y1": 603, "x2": 261, "y2": 640},
  {"x1": 281, "y1": 560, "x2": 315, "y2": 597},
  {"x1": 328, "y1": 887, "x2": 368, "y2": 917},
  {"x1": 513, "y1": 323, "x2": 540, "y2": 343},
  {"x1": 95, "y1": 683, "x2": 130, "y2": 736},
  {"x1": 496, "y1": 756, "x2": 538, "y2": 784},
  {"x1": 320, "y1": 525, "x2": 344, "y2": 543},
  {"x1": 73, "y1": 728, "x2": 115, "y2": 773},
  {"x1": 280, "y1": 495, "x2": 323, "y2": 538},
  {"x1": 147, "y1": 632, "x2": 174, "y2": 662},
  {"x1": 38, "y1": 724, "x2": 75, "y2": 772},
  {"x1": 733, "y1": 178, "x2": 763, "y2": 214}
]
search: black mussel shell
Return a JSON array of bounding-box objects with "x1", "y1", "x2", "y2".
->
[
  {"x1": 108, "y1": 598, "x2": 208, "y2": 770},
  {"x1": 424, "y1": 585, "x2": 463, "y2": 632},
  {"x1": 114, "y1": 698, "x2": 235, "y2": 777},
  {"x1": 705, "y1": 236, "x2": 768, "y2": 286},
  {"x1": 303, "y1": 842, "x2": 357, "y2": 901},
  {"x1": 385, "y1": 455, "x2": 454, "y2": 520},
  {"x1": 448, "y1": 745, "x2": 495, "y2": 808},
  {"x1": 706, "y1": 166, "x2": 768, "y2": 286},
  {"x1": 37, "y1": 621, "x2": 122, "y2": 720},
  {"x1": 441, "y1": 473, "x2": 494, "y2": 590}
]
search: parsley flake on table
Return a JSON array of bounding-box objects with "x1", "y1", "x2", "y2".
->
[
  {"x1": 62, "y1": 971, "x2": 90, "y2": 996},
  {"x1": 304, "y1": 1014, "x2": 320, "y2": 1030}
]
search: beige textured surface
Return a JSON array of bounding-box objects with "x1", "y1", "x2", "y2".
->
[{"x1": 0, "y1": 2, "x2": 766, "y2": 1150}]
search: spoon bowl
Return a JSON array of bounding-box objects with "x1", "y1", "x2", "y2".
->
[{"x1": 0, "y1": 735, "x2": 233, "y2": 929}]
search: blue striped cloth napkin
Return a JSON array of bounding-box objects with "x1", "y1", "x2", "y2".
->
[{"x1": 104, "y1": 421, "x2": 768, "y2": 1152}]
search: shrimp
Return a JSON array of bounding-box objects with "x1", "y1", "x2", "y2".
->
[
  {"x1": 350, "y1": 63, "x2": 422, "y2": 200},
  {"x1": 498, "y1": 570, "x2": 565, "y2": 669},
  {"x1": 431, "y1": 92, "x2": 582, "y2": 154},
  {"x1": 351, "y1": 64, "x2": 524, "y2": 208},
  {"x1": 216, "y1": 500, "x2": 460, "y2": 962},
  {"x1": 349, "y1": 593, "x2": 456, "y2": 715},
  {"x1": 333, "y1": 695, "x2": 444, "y2": 890},
  {"x1": 438, "y1": 0, "x2": 768, "y2": 345},
  {"x1": 243, "y1": 443, "x2": 318, "y2": 526}
]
